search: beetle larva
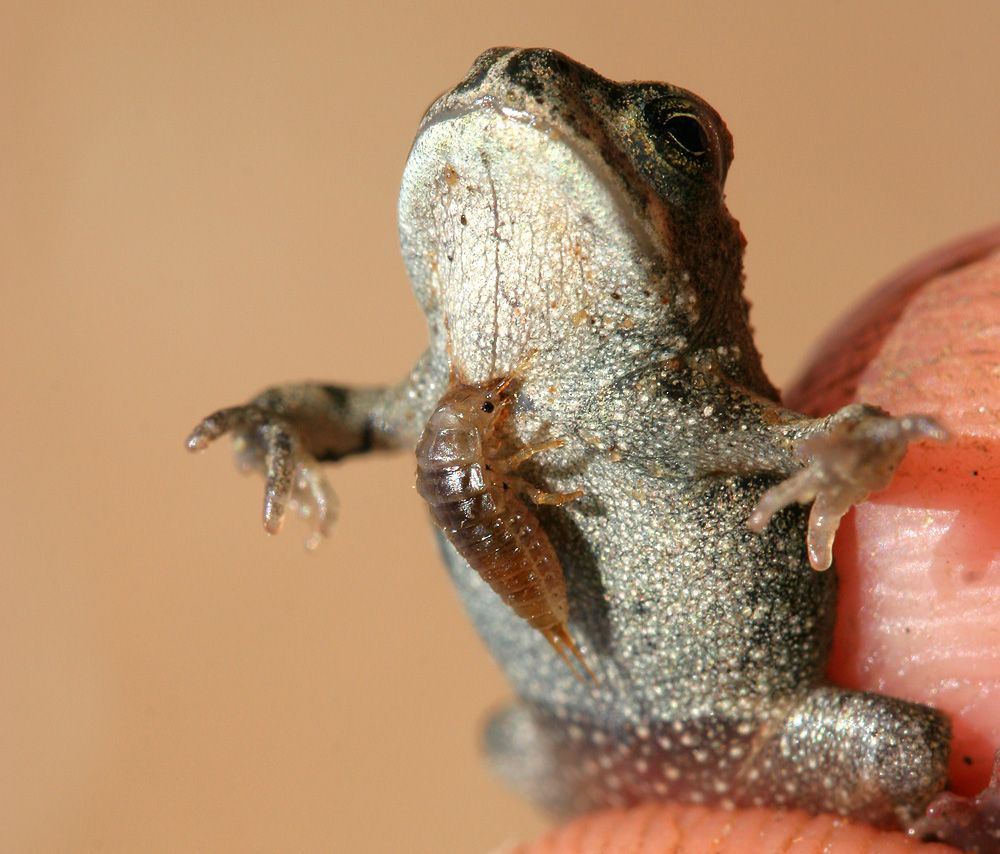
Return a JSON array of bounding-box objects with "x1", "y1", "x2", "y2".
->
[{"x1": 414, "y1": 370, "x2": 593, "y2": 681}]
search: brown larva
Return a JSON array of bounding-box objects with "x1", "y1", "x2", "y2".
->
[{"x1": 414, "y1": 366, "x2": 594, "y2": 682}]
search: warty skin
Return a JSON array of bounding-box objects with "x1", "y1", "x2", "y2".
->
[{"x1": 187, "y1": 48, "x2": 965, "y2": 835}]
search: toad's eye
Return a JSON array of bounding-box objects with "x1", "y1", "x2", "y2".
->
[
  {"x1": 642, "y1": 95, "x2": 720, "y2": 177},
  {"x1": 481, "y1": 401, "x2": 495, "y2": 413},
  {"x1": 661, "y1": 114, "x2": 708, "y2": 155},
  {"x1": 644, "y1": 100, "x2": 709, "y2": 157}
]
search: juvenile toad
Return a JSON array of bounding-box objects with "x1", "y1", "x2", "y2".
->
[{"x1": 186, "y1": 48, "x2": 985, "y2": 840}]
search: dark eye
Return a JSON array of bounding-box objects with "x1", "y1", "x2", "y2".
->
[
  {"x1": 661, "y1": 114, "x2": 708, "y2": 155},
  {"x1": 481, "y1": 401, "x2": 495, "y2": 413},
  {"x1": 643, "y1": 99, "x2": 711, "y2": 160}
]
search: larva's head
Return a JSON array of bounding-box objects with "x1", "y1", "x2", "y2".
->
[{"x1": 432, "y1": 376, "x2": 514, "y2": 432}]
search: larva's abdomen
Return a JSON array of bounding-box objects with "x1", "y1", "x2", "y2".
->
[
  {"x1": 416, "y1": 465, "x2": 569, "y2": 629},
  {"x1": 414, "y1": 383, "x2": 593, "y2": 680}
]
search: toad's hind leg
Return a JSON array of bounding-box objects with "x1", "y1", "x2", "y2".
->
[
  {"x1": 743, "y1": 686, "x2": 950, "y2": 829},
  {"x1": 485, "y1": 702, "x2": 575, "y2": 815}
]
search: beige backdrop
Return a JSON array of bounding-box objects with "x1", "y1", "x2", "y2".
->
[{"x1": 4, "y1": 2, "x2": 999, "y2": 852}]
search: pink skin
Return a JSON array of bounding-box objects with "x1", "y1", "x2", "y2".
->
[
  {"x1": 787, "y1": 225, "x2": 1000, "y2": 799},
  {"x1": 514, "y1": 804, "x2": 962, "y2": 853},
  {"x1": 515, "y1": 227, "x2": 1000, "y2": 852}
]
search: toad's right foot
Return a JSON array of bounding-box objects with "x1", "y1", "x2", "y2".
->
[{"x1": 186, "y1": 403, "x2": 336, "y2": 550}]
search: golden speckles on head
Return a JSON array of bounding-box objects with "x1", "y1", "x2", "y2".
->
[
  {"x1": 620, "y1": 316, "x2": 635, "y2": 330},
  {"x1": 442, "y1": 163, "x2": 459, "y2": 186},
  {"x1": 571, "y1": 309, "x2": 589, "y2": 327}
]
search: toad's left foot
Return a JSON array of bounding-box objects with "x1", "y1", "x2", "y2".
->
[
  {"x1": 748, "y1": 410, "x2": 947, "y2": 570},
  {"x1": 911, "y1": 751, "x2": 1000, "y2": 853}
]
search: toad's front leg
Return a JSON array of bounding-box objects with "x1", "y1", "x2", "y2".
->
[
  {"x1": 750, "y1": 403, "x2": 948, "y2": 569},
  {"x1": 186, "y1": 351, "x2": 444, "y2": 547}
]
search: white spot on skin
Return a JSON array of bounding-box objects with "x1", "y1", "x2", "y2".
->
[{"x1": 663, "y1": 765, "x2": 681, "y2": 781}]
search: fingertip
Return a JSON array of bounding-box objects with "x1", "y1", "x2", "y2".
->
[
  {"x1": 785, "y1": 232, "x2": 1000, "y2": 795},
  {"x1": 510, "y1": 804, "x2": 963, "y2": 853}
]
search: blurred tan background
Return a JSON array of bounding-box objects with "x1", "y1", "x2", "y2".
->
[{"x1": 3, "y1": 2, "x2": 999, "y2": 852}]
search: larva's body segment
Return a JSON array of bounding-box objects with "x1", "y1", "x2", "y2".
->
[{"x1": 414, "y1": 378, "x2": 591, "y2": 679}]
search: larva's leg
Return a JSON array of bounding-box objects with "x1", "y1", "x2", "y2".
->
[
  {"x1": 497, "y1": 437, "x2": 565, "y2": 471},
  {"x1": 516, "y1": 480, "x2": 584, "y2": 506}
]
